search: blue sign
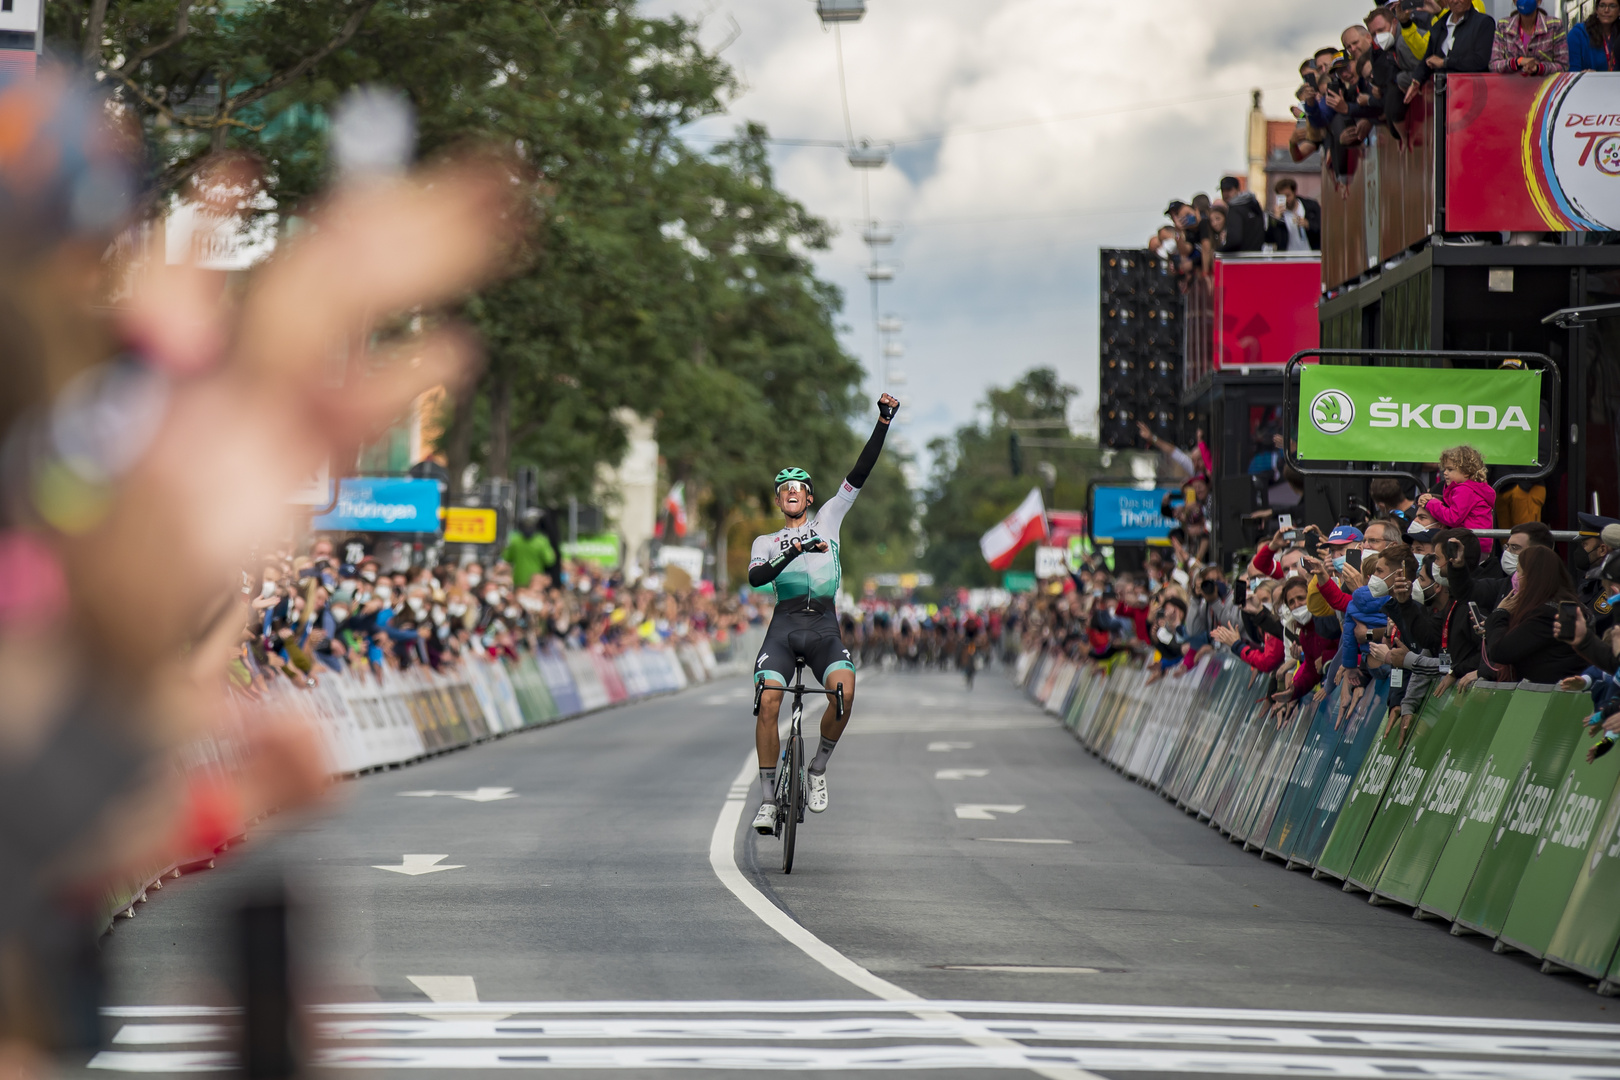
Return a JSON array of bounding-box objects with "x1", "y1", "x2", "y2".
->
[
  {"x1": 311, "y1": 477, "x2": 442, "y2": 534},
  {"x1": 1091, "y1": 485, "x2": 1180, "y2": 543}
]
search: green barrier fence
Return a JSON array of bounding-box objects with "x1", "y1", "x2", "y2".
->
[
  {"x1": 1453, "y1": 688, "x2": 1587, "y2": 938},
  {"x1": 1374, "y1": 683, "x2": 1513, "y2": 908},
  {"x1": 1417, "y1": 688, "x2": 1560, "y2": 922},
  {"x1": 1496, "y1": 728, "x2": 1620, "y2": 959},
  {"x1": 1293, "y1": 680, "x2": 1388, "y2": 873},
  {"x1": 1344, "y1": 689, "x2": 1464, "y2": 894},
  {"x1": 1018, "y1": 647, "x2": 1617, "y2": 997},
  {"x1": 1546, "y1": 769, "x2": 1620, "y2": 979}
]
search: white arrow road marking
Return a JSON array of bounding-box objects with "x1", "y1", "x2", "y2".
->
[
  {"x1": 955, "y1": 804, "x2": 1024, "y2": 820},
  {"x1": 927, "y1": 741, "x2": 974, "y2": 752},
  {"x1": 976, "y1": 838, "x2": 1072, "y2": 845},
  {"x1": 408, "y1": 976, "x2": 511, "y2": 1022},
  {"x1": 935, "y1": 769, "x2": 989, "y2": 780},
  {"x1": 373, "y1": 855, "x2": 464, "y2": 876},
  {"x1": 396, "y1": 788, "x2": 517, "y2": 802},
  {"x1": 709, "y1": 756, "x2": 1101, "y2": 1080}
]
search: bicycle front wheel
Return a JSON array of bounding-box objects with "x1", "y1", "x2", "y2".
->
[{"x1": 781, "y1": 733, "x2": 803, "y2": 874}]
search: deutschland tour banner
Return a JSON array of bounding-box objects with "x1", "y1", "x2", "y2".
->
[
  {"x1": 1297, "y1": 364, "x2": 1541, "y2": 465},
  {"x1": 1446, "y1": 72, "x2": 1620, "y2": 233}
]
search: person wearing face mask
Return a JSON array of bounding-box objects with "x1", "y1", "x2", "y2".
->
[
  {"x1": 1145, "y1": 597, "x2": 1191, "y2": 684},
  {"x1": 1336, "y1": 548, "x2": 1394, "y2": 677},
  {"x1": 1482, "y1": 546, "x2": 1585, "y2": 683},
  {"x1": 1366, "y1": 5, "x2": 1425, "y2": 89},
  {"x1": 1268, "y1": 576, "x2": 1329, "y2": 702},
  {"x1": 1571, "y1": 517, "x2": 1620, "y2": 597},
  {"x1": 1448, "y1": 521, "x2": 1554, "y2": 611},
  {"x1": 1489, "y1": 0, "x2": 1566, "y2": 74}
]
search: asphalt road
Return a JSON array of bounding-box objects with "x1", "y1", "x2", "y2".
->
[{"x1": 85, "y1": 666, "x2": 1620, "y2": 1079}]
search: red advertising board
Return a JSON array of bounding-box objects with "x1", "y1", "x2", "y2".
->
[
  {"x1": 1211, "y1": 255, "x2": 1320, "y2": 370},
  {"x1": 1446, "y1": 72, "x2": 1620, "y2": 232}
]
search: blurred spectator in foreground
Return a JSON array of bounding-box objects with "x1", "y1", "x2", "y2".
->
[
  {"x1": 0, "y1": 64, "x2": 518, "y2": 1061},
  {"x1": 1568, "y1": 0, "x2": 1619, "y2": 70}
]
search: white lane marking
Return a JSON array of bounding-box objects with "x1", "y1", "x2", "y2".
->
[
  {"x1": 90, "y1": 1046, "x2": 1620, "y2": 1074},
  {"x1": 90, "y1": 1050, "x2": 229, "y2": 1071},
  {"x1": 110, "y1": 1017, "x2": 1620, "y2": 1058},
  {"x1": 373, "y1": 855, "x2": 464, "y2": 876},
  {"x1": 408, "y1": 975, "x2": 511, "y2": 1022},
  {"x1": 863, "y1": 718, "x2": 1047, "y2": 733},
  {"x1": 397, "y1": 788, "x2": 517, "y2": 802},
  {"x1": 940, "y1": 966, "x2": 1102, "y2": 975},
  {"x1": 708, "y1": 754, "x2": 1100, "y2": 1080},
  {"x1": 955, "y1": 804, "x2": 1024, "y2": 820},
  {"x1": 112, "y1": 1025, "x2": 222, "y2": 1045},
  {"x1": 935, "y1": 769, "x2": 989, "y2": 780},
  {"x1": 109, "y1": 1001, "x2": 1620, "y2": 1039},
  {"x1": 975, "y1": 838, "x2": 1073, "y2": 845},
  {"x1": 927, "y1": 741, "x2": 975, "y2": 752}
]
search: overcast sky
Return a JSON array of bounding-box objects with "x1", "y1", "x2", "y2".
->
[{"x1": 643, "y1": 0, "x2": 1364, "y2": 471}]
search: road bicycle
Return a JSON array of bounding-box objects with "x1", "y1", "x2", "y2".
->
[{"x1": 753, "y1": 657, "x2": 843, "y2": 874}]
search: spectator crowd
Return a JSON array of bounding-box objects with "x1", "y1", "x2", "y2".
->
[
  {"x1": 234, "y1": 535, "x2": 762, "y2": 698},
  {"x1": 1288, "y1": 0, "x2": 1617, "y2": 172},
  {"x1": 1152, "y1": 0, "x2": 1618, "y2": 284},
  {"x1": 1015, "y1": 437, "x2": 1620, "y2": 753}
]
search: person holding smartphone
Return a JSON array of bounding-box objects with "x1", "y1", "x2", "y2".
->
[{"x1": 1482, "y1": 546, "x2": 1587, "y2": 683}]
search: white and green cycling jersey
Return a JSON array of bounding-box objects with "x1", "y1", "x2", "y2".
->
[{"x1": 747, "y1": 478, "x2": 859, "y2": 603}]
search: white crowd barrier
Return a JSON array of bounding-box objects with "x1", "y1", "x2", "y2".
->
[{"x1": 100, "y1": 627, "x2": 765, "y2": 932}]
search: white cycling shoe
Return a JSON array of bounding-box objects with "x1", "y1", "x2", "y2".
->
[
  {"x1": 807, "y1": 772, "x2": 828, "y2": 813},
  {"x1": 752, "y1": 801, "x2": 778, "y2": 834}
]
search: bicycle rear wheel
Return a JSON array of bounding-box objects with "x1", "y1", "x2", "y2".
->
[{"x1": 781, "y1": 733, "x2": 803, "y2": 874}]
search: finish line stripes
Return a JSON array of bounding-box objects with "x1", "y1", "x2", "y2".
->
[{"x1": 93, "y1": 1001, "x2": 1620, "y2": 1076}]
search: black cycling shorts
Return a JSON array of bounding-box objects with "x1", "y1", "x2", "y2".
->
[{"x1": 754, "y1": 607, "x2": 854, "y2": 686}]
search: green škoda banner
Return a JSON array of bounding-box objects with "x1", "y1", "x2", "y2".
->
[
  {"x1": 1545, "y1": 769, "x2": 1620, "y2": 977},
  {"x1": 1298, "y1": 366, "x2": 1540, "y2": 465}
]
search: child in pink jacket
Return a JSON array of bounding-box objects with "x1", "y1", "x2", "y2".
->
[{"x1": 1417, "y1": 445, "x2": 1498, "y2": 553}]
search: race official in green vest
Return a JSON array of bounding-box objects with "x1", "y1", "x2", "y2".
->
[{"x1": 503, "y1": 508, "x2": 557, "y2": 587}]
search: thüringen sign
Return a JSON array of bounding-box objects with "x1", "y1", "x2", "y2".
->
[
  {"x1": 1297, "y1": 365, "x2": 1540, "y2": 465},
  {"x1": 311, "y1": 477, "x2": 442, "y2": 534}
]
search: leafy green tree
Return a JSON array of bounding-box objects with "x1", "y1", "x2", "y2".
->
[{"x1": 921, "y1": 368, "x2": 1104, "y2": 587}]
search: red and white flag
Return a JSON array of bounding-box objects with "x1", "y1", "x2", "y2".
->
[
  {"x1": 663, "y1": 481, "x2": 688, "y2": 538},
  {"x1": 979, "y1": 487, "x2": 1048, "y2": 571}
]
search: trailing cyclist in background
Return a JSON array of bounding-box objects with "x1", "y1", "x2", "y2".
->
[{"x1": 747, "y1": 394, "x2": 900, "y2": 835}]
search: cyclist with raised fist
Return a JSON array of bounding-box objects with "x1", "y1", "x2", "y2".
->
[{"x1": 748, "y1": 394, "x2": 900, "y2": 834}]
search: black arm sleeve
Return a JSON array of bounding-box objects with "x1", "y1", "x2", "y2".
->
[
  {"x1": 845, "y1": 417, "x2": 891, "y2": 491},
  {"x1": 748, "y1": 545, "x2": 800, "y2": 588}
]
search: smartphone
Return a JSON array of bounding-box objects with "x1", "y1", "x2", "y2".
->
[
  {"x1": 1559, "y1": 601, "x2": 1580, "y2": 642},
  {"x1": 1304, "y1": 532, "x2": 1321, "y2": 555},
  {"x1": 1278, "y1": 514, "x2": 1294, "y2": 532},
  {"x1": 1346, "y1": 549, "x2": 1363, "y2": 572},
  {"x1": 1467, "y1": 601, "x2": 1486, "y2": 632},
  {"x1": 1233, "y1": 581, "x2": 1248, "y2": 608}
]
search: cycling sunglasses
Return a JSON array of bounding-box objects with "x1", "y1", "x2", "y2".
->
[{"x1": 776, "y1": 480, "x2": 811, "y2": 496}]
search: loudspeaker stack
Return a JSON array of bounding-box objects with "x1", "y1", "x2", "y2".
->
[{"x1": 1098, "y1": 250, "x2": 1191, "y2": 450}]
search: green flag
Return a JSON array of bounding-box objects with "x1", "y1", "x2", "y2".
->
[{"x1": 1298, "y1": 366, "x2": 1541, "y2": 465}]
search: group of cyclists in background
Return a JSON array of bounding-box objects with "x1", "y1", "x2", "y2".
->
[{"x1": 838, "y1": 604, "x2": 1005, "y2": 683}]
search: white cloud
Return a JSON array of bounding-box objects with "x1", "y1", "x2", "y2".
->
[{"x1": 647, "y1": 0, "x2": 1362, "y2": 464}]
